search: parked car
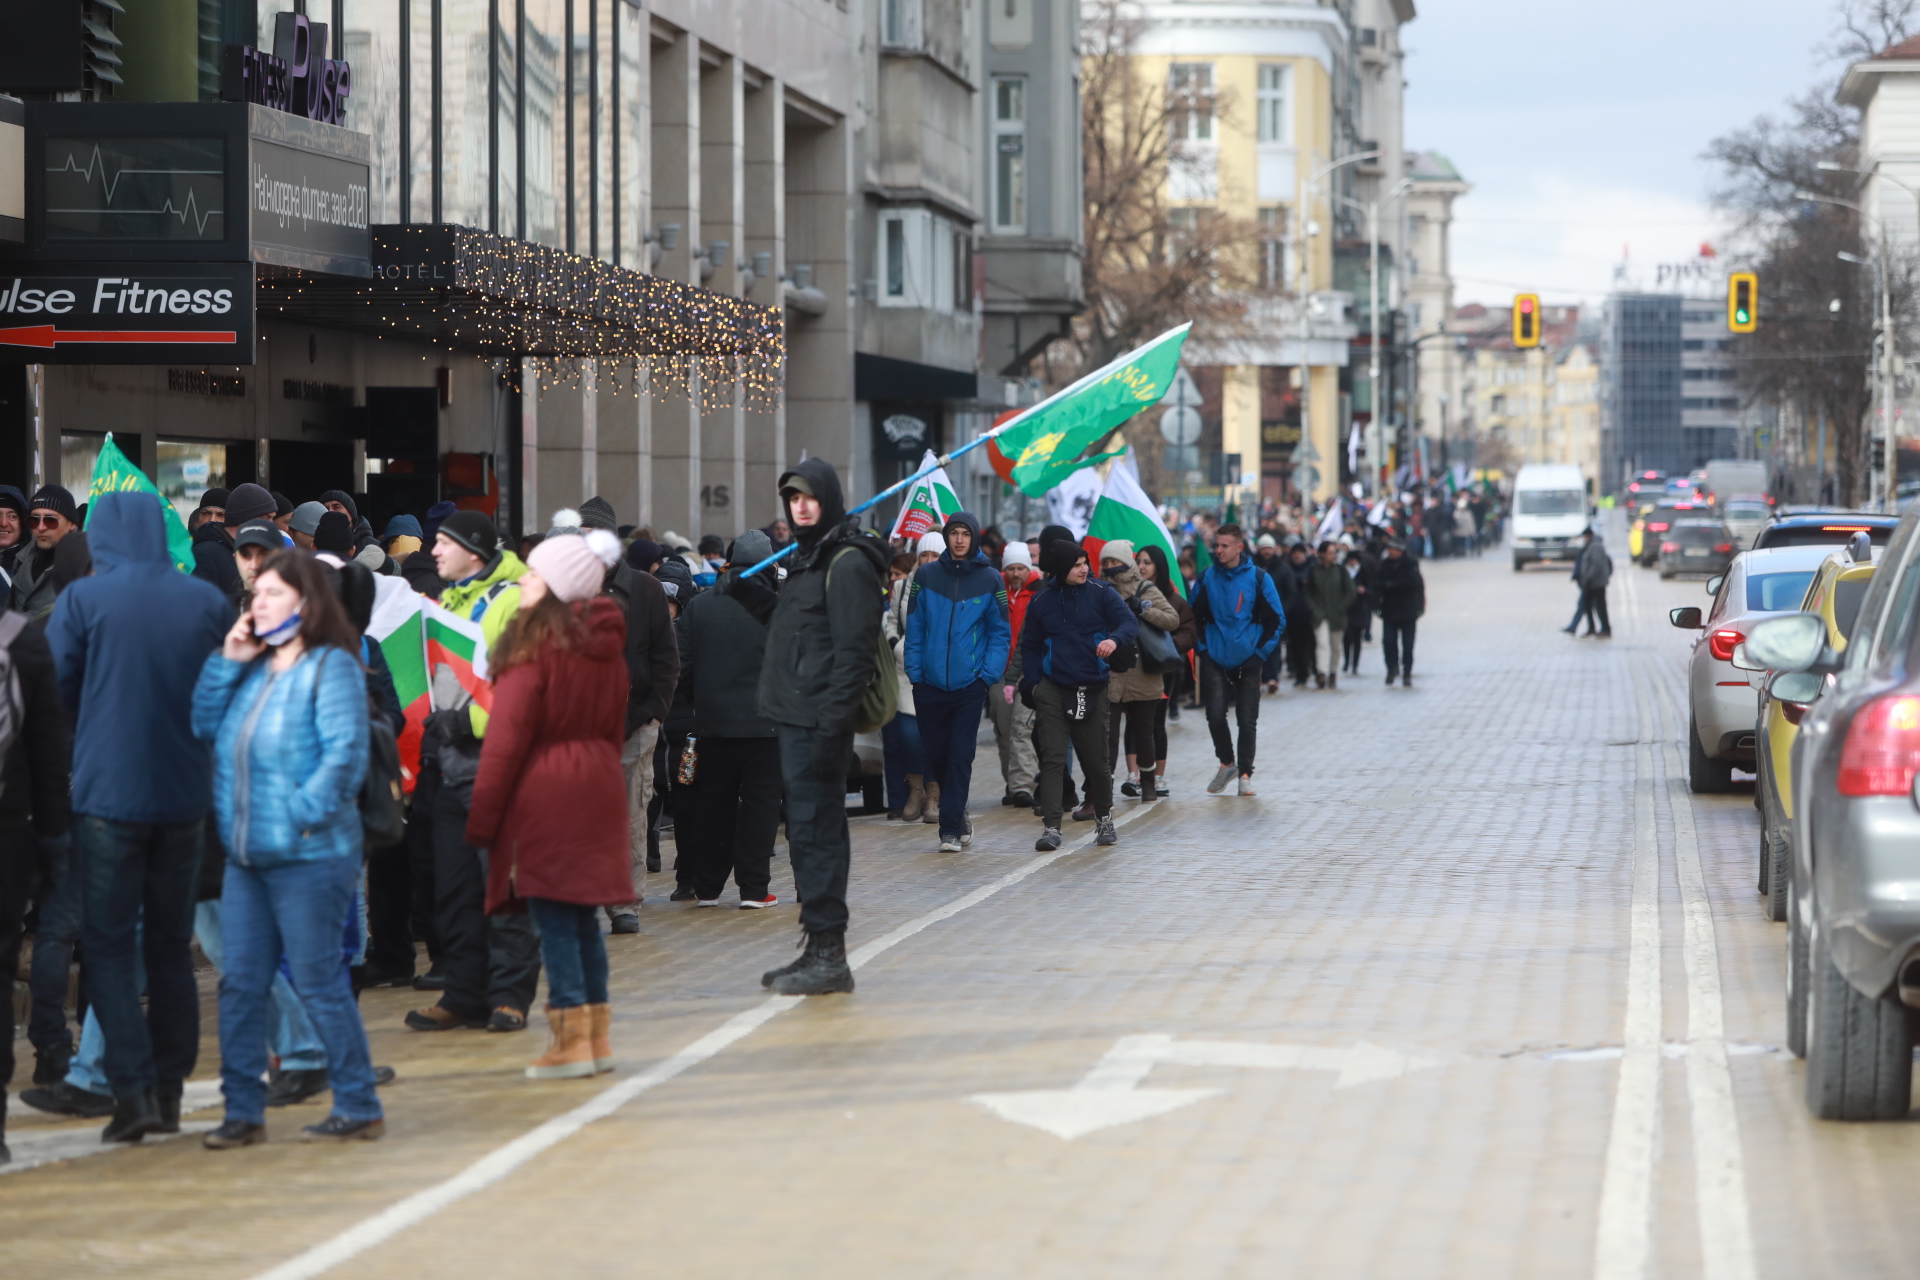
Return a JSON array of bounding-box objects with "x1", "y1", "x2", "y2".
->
[
  {"x1": 1752, "y1": 512, "x2": 1900, "y2": 550},
  {"x1": 1656, "y1": 518, "x2": 1734, "y2": 579},
  {"x1": 1669, "y1": 543, "x2": 1839, "y2": 792},
  {"x1": 1751, "y1": 549, "x2": 1875, "y2": 922},
  {"x1": 1631, "y1": 500, "x2": 1706, "y2": 565},
  {"x1": 1720, "y1": 497, "x2": 1772, "y2": 551},
  {"x1": 1743, "y1": 510, "x2": 1920, "y2": 1119}
]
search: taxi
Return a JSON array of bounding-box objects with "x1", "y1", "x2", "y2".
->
[{"x1": 1630, "y1": 500, "x2": 1703, "y2": 564}]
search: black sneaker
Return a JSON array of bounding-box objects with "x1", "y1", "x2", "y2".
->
[
  {"x1": 101, "y1": 1090, "x2": 164, "y2": 1144},
  {"x1": 412, "y1": 967, "x2": 447, "y2": 992},
  {"x1": 264, "y1": 1067, "x2": 331, "y2": 1108},
  {"x1": 1011, "y1": 790, "x2": 1033, "y2": 807},
  {"x1": 373, "y1": 1065, "x2": 397, "y2": 1086},
  {"x1": 1121, "y1": 778, "x2": 1141, "y2": 798},
  {"x1": 203, "y1": 1119, "x2": 268, "y2": 1150},
  {"x1": 764, "y1": 929, "x2": 854, "y2": 996},
  {"x1": 20, "y1": 1080, "x2": 115, "y2": 1118},
  {"x1": 32, "y1": 1045, "x2": 73, "y2": 1087},
  {"x1": 1035, "y1": 826, "x2": 1062, "y2": 851},
  {"x1": 609, "y1": 911, "x2": 641, "y2": 934},
  {"x1": 669, "y1": 886, "x2": 699, "y2": 902},
  {"x1": 301, "y1": 1114, "x2": 386, "y2": 1143}
]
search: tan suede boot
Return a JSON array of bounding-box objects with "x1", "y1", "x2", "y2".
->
[
  {"x1": 587, "y1": 1003, "x2": 613, "y2": 1074},
  {"x1": 921, "y1": 779, "x2": 942, "y2": 824},
  {"x1": 902, "y1": 774, "x2": 927, "y2": 822},
  {"x1": 525, "y1": 1006, "x2": 595, "y2": 1080}
]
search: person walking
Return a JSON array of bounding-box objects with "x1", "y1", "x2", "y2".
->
[
  {"x1": 1564, "y1": 527, "x2": 1613, "y2": 638},
  {"x1": 903, "y1": 512, "x2": 1010, "y2": 852},
  {"x1": 756, "y1": 459, "x2": 887, "y2": 996},
  {"x1": 1099, "y1": 541, "x2": 1179, "y2": 802},
  {"x1": 1018, "y1": 540, "x2": 1138, "y2": 850},
  {"x1": 1191, "y1": 524, "x2": 1284, "y2": 797},
  {"x1": 987, "y1": 540, "x2": 1040, "y2": 809},
  {"x1": 46, "y1": 492, "x2": 232, "y2": 1143},
  {"x1": 680, "y1": 531, "x2": 784, "y2": 908},
  {"x1": 466, "y1": 530, "x2": 634, "y2": 1080},
  {"x1": 1341, "y1": 543, "x2": 1374, "y2": 675},
  {"x1": 192, "y1": 551, "x2": 382, "y2": 1146},
  {"x1": 880, "y1": 553, "x2": 928, "y2": 821},
  {"x1": 1304, "y1": 540, "x2": 1358, "y2": 690},
  {"x1": 1135, "y1": 544, "x2": 1195, "y2": 798},
  {"x1": 1277, "y1": 541, "x2": 1316, "y2": 687},
  {"x1": 1376, "y1": 539, "x2": 1426, "y2": 686}
]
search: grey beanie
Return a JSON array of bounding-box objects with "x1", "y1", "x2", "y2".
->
[
  {"x1": 727, "y1": 529, "x2": 773, "y2": 568},
  {"x1": 290, "y1": 501, "x2": 327, "y2": 536}
]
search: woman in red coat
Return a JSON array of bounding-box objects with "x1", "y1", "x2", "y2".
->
[{"x1": 467, "y1": 528, "x2": 631, "y2": 1080}]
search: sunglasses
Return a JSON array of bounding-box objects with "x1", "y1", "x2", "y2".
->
[{"x1": 29, "y1": 514, "x2": 67, "y2": 529}]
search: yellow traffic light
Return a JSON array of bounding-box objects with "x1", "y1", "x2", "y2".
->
[
  {"x1": 1727, "y1": 272, "x2": 1757, "y2": 333},
  {"x1": 1512, "y1": 294, "x2": 1540, "y2": 348}
]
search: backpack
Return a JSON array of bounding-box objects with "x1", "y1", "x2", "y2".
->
[
  {"x1": 318, "y1": 649, "x2": 407, "y2": 848},
  {"x1": 830, "y1": 546, "x2": 899, "y2": 734},
  {"x1": 0, "y1": 611, "x2": 25, "y2": 790}
]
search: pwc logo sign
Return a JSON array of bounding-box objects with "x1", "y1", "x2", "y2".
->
[{"x1": 0, "y1": 265, "x2": 256, "y2": 365}]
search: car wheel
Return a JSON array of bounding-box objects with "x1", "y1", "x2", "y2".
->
[
  {"x1": 1659, "y1": 566, "x2": 1675, "y2": 579},
  {"x1": 1512, "y1": 557, "x2": 1524, "y2": 572},
  {"x1": 1765, "y1": 823, "x2": 1791, "y2": 923},
  {"x1": 1787, "y1": 884, "x2": 1809, "y2": 1058},
  {"x1": 1804, "y1": 917, "x2": 1914, "y2": 1120},
  {"x1": 1688, "y1": 710, "x2": 1734, "y2": 794}
]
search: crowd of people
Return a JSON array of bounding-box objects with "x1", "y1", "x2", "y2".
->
[{"x1": 0, "y1": 461, "x2": 1438, "y2": 1163}]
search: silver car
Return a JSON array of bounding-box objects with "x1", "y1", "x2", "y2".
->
[
  {"x1": 1670, "y1": 543, "x2": 1841, "y2": 792},
  {"x1": 1744, "y1": 510, "x2": 1920, "y2": 1119},
  {"x1": 1720, "y1": 497, "x2": 1772, "y2": 551}
]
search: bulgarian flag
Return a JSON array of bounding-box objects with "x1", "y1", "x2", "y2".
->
[
  {"x1": 366, "y1": 580, "x2": 495, "y2": 793},
  {"x1": 988, "y1": 324, "x2": 1192, "y2": 496},
  {"x1": 1083, "y1": 453, "x2": 1185, "y2": 598},
  {"x1": 85, "y1": 434, "x2": 194, "y2": 574},
  {"x1": 887, "y1": 449, "x2": 963, "y2": 540}
]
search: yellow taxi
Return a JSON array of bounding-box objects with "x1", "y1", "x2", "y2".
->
[
  {"x1": 1754, "y1": 553, "x2": 1876, "y2": 921},
  {"x1": 1629, "y1": 500, "x2": 1701, "y2": 565}
]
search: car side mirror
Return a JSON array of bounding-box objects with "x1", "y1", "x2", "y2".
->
[
  {"x1": 1767, "y1": 669, "x2": 1824, "y2": 704},
  {"x1": 1745, "y1": 612, "x2": 1830, "y2": 672},
  {"x1": 1705, "y1": 575, "x2": 1724, "y2": 597},
  {"x1": 1670, "y1": 606, "x2": 1703, "y2": 629},
  {"x1": 1730, "y1": 642, "x2": 1764, "y2": 672}
]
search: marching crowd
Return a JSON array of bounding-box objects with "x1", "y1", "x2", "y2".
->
[{"x1": 0, "y1": 459, "x2": 1426, "y2": 1163}]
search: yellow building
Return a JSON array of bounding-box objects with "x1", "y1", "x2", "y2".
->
[
  {"x1": 1553, "y1": 344, "x2": 1602, "y2": 482},
  {"x1": 1462, "y1": 304, "x2": 1596, "y2": 475}
]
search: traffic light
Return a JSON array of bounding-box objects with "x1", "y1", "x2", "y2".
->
[
  {"x1": 1727, "y1": 271, "x2": 1757, "y2": 333},
  {"x1": 1512, "y1": 294, "x2": 1540, "y2": 348},
  {"x1": 1872, "y1": 437, "x2": 1888, "y2": 472}
]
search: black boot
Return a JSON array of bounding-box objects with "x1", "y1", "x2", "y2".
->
[
  {"x1": 155, "y1": 1083, "x2": 182, "y2": 1135},
  {"x1": 33, "y1": 1043, "x2": 73, "y2": 1087},
  {"x1": 761, "y1": 928, "x2": 855, "y2": 996},
  {"x1": 101, "y1": 1089, "x2": 164, "y2": 1144}
]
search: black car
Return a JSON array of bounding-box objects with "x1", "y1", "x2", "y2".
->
[
  {"x1": 1753, "y1": 513, "x2": 1900, "y2": 551},
  {"x1": 1657, "y1": 519, "x2": 1734, "y2": 579}
]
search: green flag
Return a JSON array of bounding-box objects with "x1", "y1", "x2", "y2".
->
[
  {"x1": 86, "y1": 435, "x2": 194, "y2": 574},
  {"x1": 994, "y1": 324, "x2": 1192, "y2": 497}
]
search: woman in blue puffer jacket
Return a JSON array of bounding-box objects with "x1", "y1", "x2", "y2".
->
[{"x1": 192, "y1": 549, "x2": 379, "y2": 1147}]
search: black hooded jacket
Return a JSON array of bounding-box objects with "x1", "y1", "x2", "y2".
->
[
  {"x1": 684, "y1": 569, "x2": 779, "y2": 738},
  {"x1": 757, "y1": 457, "x2": 888, "y2": 734},
  {"x1": 320, "y1": 489, "x2": 380, "y2": 552}
]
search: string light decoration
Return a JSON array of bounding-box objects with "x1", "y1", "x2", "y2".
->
[{"x1": 256, "y1": 224, "x2": 785, "y2": 404}]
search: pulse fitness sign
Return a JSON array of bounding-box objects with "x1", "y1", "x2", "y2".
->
[{"x1": 0, "y1": 266, "x2": 253, "y2": 363}]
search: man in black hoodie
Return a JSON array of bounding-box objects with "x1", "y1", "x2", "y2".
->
[
  {"x1": 320, "y1": 489, "x2": 380, "y2": 552},
  {"x1": 756, "y1": 459, "x2": 887, "y2": 995}
]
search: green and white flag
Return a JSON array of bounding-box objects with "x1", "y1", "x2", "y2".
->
[
  {"x1": 85, "y1": 434, "x2": 194, "y2": 574},
  {"x1": 367, "y1": 579, "x2": 432, "y2": 793},
  {"x1": 1085, "y1": 453, "x2": 1184, "y2": 598},
  {"x1": 887, "y1": 449, "x2": 963, "y2": 541},
  {"x1": 987, "y1": 324, "x2": 1193, "y2": 497}
]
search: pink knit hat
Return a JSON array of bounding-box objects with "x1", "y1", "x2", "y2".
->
[{"x1": 528, "y1": 528, "x2": 621, "y2": 603}]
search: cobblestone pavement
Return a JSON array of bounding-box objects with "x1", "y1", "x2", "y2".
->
[{"x1": 7, "y1": 525, "x2": 1920, "y2": 1279}]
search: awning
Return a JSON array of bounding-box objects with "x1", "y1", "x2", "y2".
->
[{"x1": 259, "y1": 224, "x2": 784, "y2": 398}]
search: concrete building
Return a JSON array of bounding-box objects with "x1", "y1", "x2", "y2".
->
[
  {"x1": 1598, "y1": 284, "x2": 1740, "y2": 489},
  {"x1": 1403, "y1": 149, "x2": 1466, "y2": 462},
  {"x1": 1460, "y1": 303, "x2": 1585, "y2": 472}
]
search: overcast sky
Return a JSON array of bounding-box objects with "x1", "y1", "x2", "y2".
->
[{"x1": 1405, "y1": 0, "x2": 1850, "y2": 309}]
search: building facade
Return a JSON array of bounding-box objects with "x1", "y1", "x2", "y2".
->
[
  {"x1": 1403, "y1": 148, "x2": 1465, "y2": 463},
  {"x1": 1598, "y1": 285, "x2": 1741, "y2": 490}
]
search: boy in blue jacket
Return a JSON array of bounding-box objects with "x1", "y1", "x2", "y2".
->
[{"x1": 1191, "y1": 523, "x2": 1284, "y2": 795}]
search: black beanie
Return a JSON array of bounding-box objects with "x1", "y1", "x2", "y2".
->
[
  {"x1": 28, "y1": 484, "x2": 79, "y2": 525},
  {"x1": 318, "y1": 489, "x2": 359, "y2": 524},
  {"x1": 314, "y1": 510, "x2": 355, "y2": 554},
  {"x1": 223, "y1": 482, "x2": 276, "y2": 525},
  {"x1": 271, "y1": 489, "x2": 295, "y2": 516},
  {"x1": 1038, "y1": 524, "x2": 1077, "y2": 551},
  {"x1": 578, "y1": 496, "x2": 618, "y2": 531},
  {"x1": 1040, "y1": 539, "x2": 1086, "y2": 580},
  {"x1": 437, "y1": 509, "x2": 499, "y2": 559},
  {"x1": 201, "y1": 486, "x2": 231, "y2": 511}
]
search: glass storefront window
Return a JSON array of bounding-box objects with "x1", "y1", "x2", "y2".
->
[
  {"x1": 61, "y1": 433, "x2": 105, "y2": 499},
  {"x1": 157, "y1": 440, "x2": 229, "y2": 524}
]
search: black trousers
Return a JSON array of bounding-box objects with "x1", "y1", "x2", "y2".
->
[
  {"x1": 1341, "y1": 624, "x2": 1364, "y2": 672},
  {"x1": 364, "y1": 839, "x2": 415, "y2": 977},
  {"x1": 1201, "y1": 655, "x2": 1262, "y2": 775},
  {"x1": 432, "y1": 785, "x2": 541, "y2": 1019},
  {"x1": 690, "y1": 736, "x2": 783, "y2": 900},
  {"x1": 1107, "y1": 698, "x2": 1163, "y2": 772},
  {"x1": 0, "y1": 818, "x2": 34, "y2": 1135},
  {"x1": 1284, "y1": 625, "x2": 1317, "y2": 683},
  {"x1": 1576, "y1": 587, "x2": 1612, "y2": 635},
  {"x1": 778, "y1": 725, "x2": 854, "y2": 934},
  {"x1": 660, "y1": 729, "x2": 696, "y2": 891},
  {"x1": 1035, "y1": 682, "x2": 1112, "y2": 826},
  {"x1": 1383, "y1": 619, "x2": 1417, "y2": 677}
]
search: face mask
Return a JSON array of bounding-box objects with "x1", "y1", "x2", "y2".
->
[{"x1": 258, "y1": 611, "x2": 303, "y2": 647}]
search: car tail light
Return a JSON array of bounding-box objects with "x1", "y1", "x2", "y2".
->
[
  {"x1": 1714, "y1": 543, "x2": 1733, "y2": 553},
  {"x1": 1837, "y1": 696, "x2": 1920, "y2": 795},
  {"x1": 1661, "y1": 541, "x2": 1679, "y2": 554},
  {"x1": 1708, "y1": 628, "x2": 1744, "y2": 661},
  {"x1": 1648, "y1": 521, "x2": 1670, "y2": 532}
]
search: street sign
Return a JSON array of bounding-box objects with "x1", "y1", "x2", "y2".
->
[
  {"x1": 1158, "y1": 365, "x2": 1200, "y2": 409},
  {"x1": 1159, "y1": 404, "x2": 1202, "y2": 445}
]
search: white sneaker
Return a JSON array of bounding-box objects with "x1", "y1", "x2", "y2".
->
[
  {"x1": 938, "y1": 837, "x2": 964, "y2": 852},
  {"x1": 695, "y1": 897, "x2": 721, "y2": 908},
  {"x1": 960, "y1": 819, "x2": 973, "y2": 847},
  {"x1": 1207, "y1": 765, "x2": 1235, "y2": 794},
  {"x1": 1237, "y1": 775, "x2": 1255, "y2": 797}
]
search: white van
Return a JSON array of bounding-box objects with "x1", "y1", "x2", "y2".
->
[{"x1": 1510, "y1": 463, "x2": 1590, "y2": 571}]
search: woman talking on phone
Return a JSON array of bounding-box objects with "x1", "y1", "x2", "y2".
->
[{"x1": 192, "y1": 550, "x2": 379, "y2": 1146}]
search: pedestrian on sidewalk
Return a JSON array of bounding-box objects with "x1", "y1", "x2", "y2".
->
[
  {"x1": 1376, "y1": 539, "x2": 1426, "y2": 687},
  {"x1": 654, "y1": 559, "x2": 701, "y2": 901},
  {"x1": 757, "y1": 459, "x2": 888, "y2": 996},
  {"x1": 1278, "y1": 541, "x2": 1316, "y2": 687},
  {"x1": 1191, "y1": 524, "x2": 1284, "y2": 796},
  {"x1": 1020, "y1": 540, "x2": 1137, "y2": 850},
  {"x1": 47, "y1": 492, "x2": 231, "y2": 1144},
  {"x1": 988, "y1": 541, "x2": 1040, "y2": 809},
  {"x1": 13, "y1": 485, "x2": 80, "y2": 617},
  {"x1": 880, "y1": 552, "x2": 928, "y2": 821},
  {"x1": 467, "y1": 531, "x2": 634, "y2": 1081},
  {"x1": 680, "y1": 530, "x2": 784, "y2": 908},
  {"x1": 1305, "y1": 540, "x2": 1358, "y2": 690},
  {"x1": 903, "y1": 511, "x2": 1010, "y2": 852},
  {"x1": 1564, "y1": 527, "x2": 1613, "y2": 638},
  {"x1": 192, "y1": 550, "x2": 382, "y2": 1147},
  {"x1": 1134, "y1": 544, "x2": 1194, "y2": 798},
  {"x1": 1099, "y1": 541, "x2": 1179, "y2": 802},
  {"x1": 1341, "y1": 540, "x2": 1376, "y2": 674}
]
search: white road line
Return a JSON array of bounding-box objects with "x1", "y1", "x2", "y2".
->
[{"x1": 249, "y1": 801, "x2": 1159, "y2": 1280}]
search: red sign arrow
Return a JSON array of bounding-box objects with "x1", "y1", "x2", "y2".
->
[{"x1": 0, "y1": 326, "x2": 239, "y2": 348}]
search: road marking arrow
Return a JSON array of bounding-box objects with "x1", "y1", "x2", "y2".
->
[
  {"x1": 0, "y1": 325, "x2": 239, "y2": 348},
  {"x1": 970, "y1": 1033, "x2": 1448, "y2": 1140}
]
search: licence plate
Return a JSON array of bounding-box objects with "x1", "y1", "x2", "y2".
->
[{"x1": 1685, "y1": 548, "x2": 1711, "y2": 557}]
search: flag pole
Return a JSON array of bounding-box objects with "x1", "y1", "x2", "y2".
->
[{"x1": 737, "y1": 322, "x2": 1192, "y2": 578}]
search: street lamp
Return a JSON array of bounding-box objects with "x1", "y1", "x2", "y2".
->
[
  {"x1": 1295, "y1": 149, "x2": 1379, "y2": 514},
  {"x1": 1797, "y1": 187, "x2": 1896, "y2": 510}
]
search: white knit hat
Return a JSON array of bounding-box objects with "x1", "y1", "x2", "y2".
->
[
  {"x1": 916, "y1": 531, "x2": 946, "y2": 555},
  {"x1": 1000, "y1": 541, "x2": 1033, "y2": 568},
  {"x1": 528, "y1": 528, "x2": 621, "y2": 603}
]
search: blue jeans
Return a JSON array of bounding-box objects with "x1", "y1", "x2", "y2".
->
[
  {"x1": 75, "y1": 816, "x2": 204, "y2": 1097},
  {"x1": 526, "y1": 898, "x2": 609, "y2": 1009},
  {"x1": 881, "y1": 712, "x2": 926, "y2": 812},
  {"x1": 219, "y1": 856, "x2": 381, "y2": 1125},
  {"x1": 28, "y1": 834, "x2": 82, "y2": 1055},
  {"x1": 913, "y1": 680, "x2": 988, "y2": 838},
  {"x1": 194, "y1": 901, "x2": 328, "y2": 1072}
]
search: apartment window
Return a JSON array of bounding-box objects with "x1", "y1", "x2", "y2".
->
[
  {"x1": 993, "y1": 77, "x2": 1027, "y2": 233},
  {"x1": 1256, "y1": 64, "x2": 1291, "y2": 144},
  {"x1": 954, "y1": 230, "x2": 974, "y2": 311},
  {"x1": 884, "y1": 0, "x2": 923, "y2": 48},
  {"x1": 1168, "y1": 63, "x2": 1214, "y2": 142},
  {"x1": 1258, "y1": 206, "x2": 1286, "y2": 290},
  {"x1": 884, "y1": 215, "x2": 907, "y2": 299}
]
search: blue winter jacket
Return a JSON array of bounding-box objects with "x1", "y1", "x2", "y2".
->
[
  {"x1": 193, "y1": 645, "x2": 369, "y2": 867},
  {"x1": 904, "y1": 529, "x2": 1011, "y2": 692},
  {"x1": 48, "y1": 491, "x2": 233, "y2": 824},
  {"x1": 1192, "y1": 558, "x2": 1286, "y2": 667},
  {"x1": 1018, "y1": 577, "x2": 1139, "y2": 689}
]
